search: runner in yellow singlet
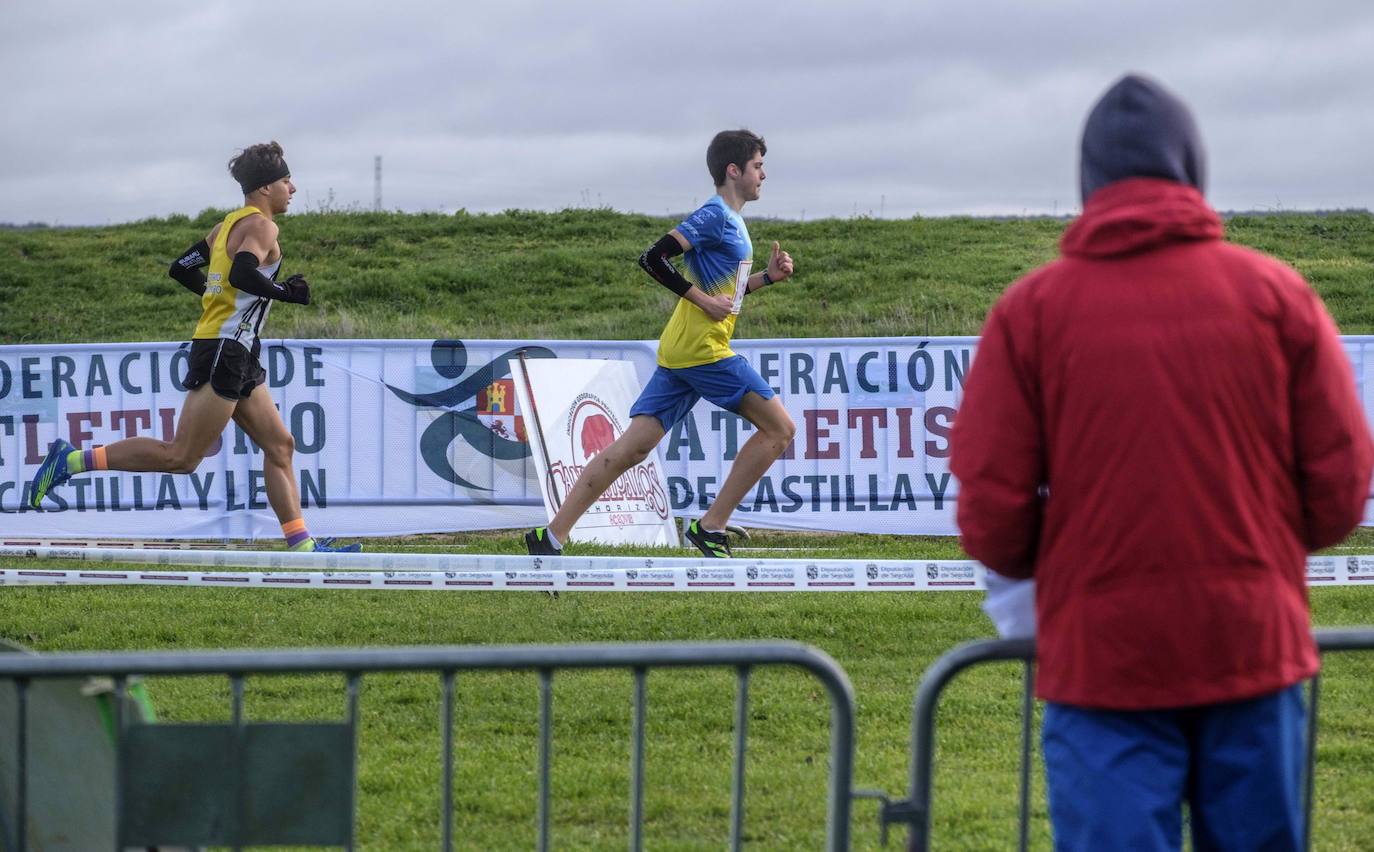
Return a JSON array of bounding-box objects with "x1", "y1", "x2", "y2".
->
[{"x1": 29, "y1": 142, "x2": 359, "y2": 553}]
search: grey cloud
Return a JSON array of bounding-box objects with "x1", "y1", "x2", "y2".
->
[{"x1": 1, "y1": 0, "x2": 1370, "y2": 224}]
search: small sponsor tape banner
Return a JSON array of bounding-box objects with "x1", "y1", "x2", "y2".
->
[
  {"x1": 0, "y1": 546, "x2": 1364, "y2": 592},
  {"x1": 0, "y1": 546, "x2": 976, "y2": 592}
]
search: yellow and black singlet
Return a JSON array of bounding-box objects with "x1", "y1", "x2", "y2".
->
[{"x1": 193, "y1": 205, "x2": 282, "y2": 356}]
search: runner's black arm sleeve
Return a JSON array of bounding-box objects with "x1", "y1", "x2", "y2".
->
[
  {"x1": 228, "y1": 252, "x2": 309, "y2": 304},
  {"x1": 167, "y1": 240, "x2": 210, "y2": 296},
  {"x1": 638, "y1": 234, "x2": 693, "y2": 297}
]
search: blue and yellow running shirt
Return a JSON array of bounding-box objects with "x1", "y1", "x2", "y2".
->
[
  {"x1": 193, "y1": 205, "x2": 282, "y2": 357},
  {"x1": 656, "y1": 195, "x2": 752, "y2": 368}
]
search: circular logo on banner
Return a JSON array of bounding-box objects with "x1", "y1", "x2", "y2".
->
[
  {"x1": 570, "y1": 397, "x2": 621, "y2": 461},
  {"x1": 562, "y1": 392, "x2": 670, "y2": 521}
]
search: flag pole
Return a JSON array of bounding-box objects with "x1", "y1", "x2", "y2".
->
[{"x1": 517, "y1": 350, "x2": 563, "y2": 511}]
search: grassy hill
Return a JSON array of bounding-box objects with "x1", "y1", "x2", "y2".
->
[{"x1": 3, "y1": 208, "x2": 1373, "y2": 344}]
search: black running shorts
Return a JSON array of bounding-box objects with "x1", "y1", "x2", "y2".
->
[{"x1": 183, "y1": 338, "x2": 267, "y2": 401}]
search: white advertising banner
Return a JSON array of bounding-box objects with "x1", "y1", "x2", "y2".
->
[
  {"x1": 511, "y1": 357, "x2": 676, "y2": 546},
  {"x1": 667, "y1": 337, "x2": 968, "y2": 535},
  {"x1": 3, "y1": 336, "x2": 1373, "y2": 539},
  {"x1": 0, "y1": 339, "x2": 657, "y2": 539}
]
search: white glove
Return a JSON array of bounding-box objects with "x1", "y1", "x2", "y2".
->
[{"x1": 982, "y1": 571, "x2": 1036, "y2": 639}]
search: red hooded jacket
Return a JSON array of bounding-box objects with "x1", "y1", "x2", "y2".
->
[{"x1": 950, "y1": 178, "x2": 1373, "y2": 709}]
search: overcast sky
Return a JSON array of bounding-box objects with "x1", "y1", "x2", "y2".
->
[{"x1": 2, "y1": 0, "x2": 1371, "y2": 225}]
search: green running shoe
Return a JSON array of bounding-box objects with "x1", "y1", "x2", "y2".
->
[{"x1": 685, "y1": 520, "x2": 732, "y2": 558}]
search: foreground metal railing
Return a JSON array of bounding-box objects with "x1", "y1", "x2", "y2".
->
[
  {"x1": 0, "y1": 642, "x2": 856, "y2": 851},
  {"x1": 878, "y1": 627, "x2": 1374, "y2": 852}
]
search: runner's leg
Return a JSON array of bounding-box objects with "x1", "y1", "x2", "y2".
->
[
  {"x1": 230, "y1": 382, "x2": 301, "y2": 527},
  {"x1": 700, "y1": 392, "x2": 794, "y2": 531},
  {"x1": 103, "y1": 384, "x2": 237, "y2": 472},
  {"x1": 231, "y1": 383, "x2": 359, "y2": 553},
  {"x1": 547, "y1": 415, "x2": 666, "y2": 542}
]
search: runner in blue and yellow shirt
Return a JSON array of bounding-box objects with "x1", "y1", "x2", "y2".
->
[{"x1": 526, "y1": 129, "x2": 796, "y2": 558}]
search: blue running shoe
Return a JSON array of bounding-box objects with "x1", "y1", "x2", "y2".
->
[
  {"x1": 30, "y1": 438, "x2": 76, "y2": 509},
  {"x1": 313, "y1": 537, "x2": 362, "y2": 553}
]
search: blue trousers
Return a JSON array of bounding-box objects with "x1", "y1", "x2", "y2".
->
[{"x1": 1042, "y1": 684, "x2": 1306, "y2": 851}]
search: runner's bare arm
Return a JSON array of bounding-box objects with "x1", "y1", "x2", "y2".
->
[
  {"x1": 225, "y1": 216, "x2": 278, "y2": 263},
  {"x1": 223, "y1": 217, "x2": 308, "y2": 303}
]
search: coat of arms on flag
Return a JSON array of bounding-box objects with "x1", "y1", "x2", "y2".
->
[{"x1": 476, "y1": 379, "x2": 527, "y2": 442}]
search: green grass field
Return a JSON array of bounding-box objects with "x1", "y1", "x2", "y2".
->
[
  {"x1": 11, "y1": 535, "x2": 978, "y2": 850},
  {"x1": 3, "y1": 209, "x2": 1374, "y2": 848},
  {"x1": 7, "y1": 534, "x2": 1374, "y2": 850}
]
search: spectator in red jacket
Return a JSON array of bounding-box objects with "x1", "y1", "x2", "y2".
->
[{"x1": 950, "y1": 73, "x2": 1373, "y2": 851}]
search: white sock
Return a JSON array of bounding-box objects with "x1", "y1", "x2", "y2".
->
[{"x1": 545, "y1": 528, "x2": 562, "y2": 549}]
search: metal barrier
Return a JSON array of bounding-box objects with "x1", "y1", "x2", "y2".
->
[
  {"x1": 878, "y1": 627, "x2": 1374, "y2": 852},
  {"x1": 0, "y1": 642, "x2": 856, "y2": 851}
]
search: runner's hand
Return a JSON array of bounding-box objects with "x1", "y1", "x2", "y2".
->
[
  {"x1": 282, "y1": 273, "x2": 311, "y2": 305},
  {"x1": 688, "y1": 289, "x2": 733, "y2": 322},
  {"x1": 767, "y1": 241, "x2": 794, "y2": 283}
]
